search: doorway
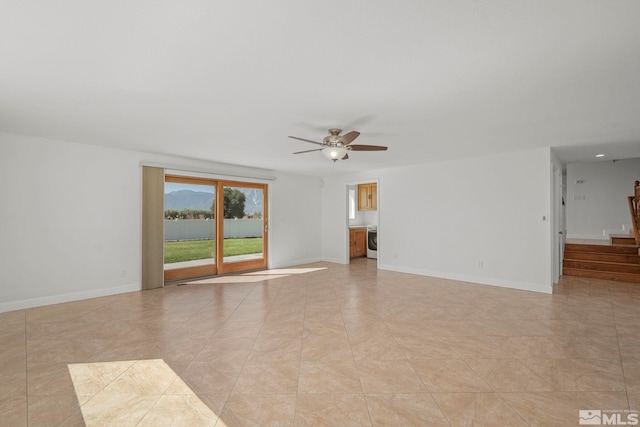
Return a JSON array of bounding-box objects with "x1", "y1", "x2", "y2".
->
[
  {"x1": 552, "y1": 164, "x2": 565, "y2": 284},
  {"x1": 347, "y1": 180, "x2": 379, "y2": 264},
  {"x1": 163, "y1": 175, "x2": 268, "y2": 282}
]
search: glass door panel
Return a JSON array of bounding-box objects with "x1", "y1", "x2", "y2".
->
[
  {"x1": 164, "y1": 176, "x2": 217, "y2": 281},
  {"x1": 218, "y1": 182, "x2": 267, "y2": 274}
]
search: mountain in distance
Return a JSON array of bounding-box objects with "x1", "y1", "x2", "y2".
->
[
  {"x1": 241, "y1": 188, "x2": 263, "y2": 215},
  {"x1": 164, "y1": 190, "x2": 213, "y2": 210},
  {"x1": 164, "y1": 189, "x2": 263, "y2": 215}
]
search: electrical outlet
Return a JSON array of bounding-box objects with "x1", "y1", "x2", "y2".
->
[{"x1": 120, "y1": 269, "x2": 126, "y2": 277}]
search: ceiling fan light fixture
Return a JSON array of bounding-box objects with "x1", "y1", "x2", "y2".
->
[
  {"x1": 290, "y1": 128, "x2": 387, "y2": 161},
  {"x1": 322, "y1": 146, "x2": 348, "y2": 161}
]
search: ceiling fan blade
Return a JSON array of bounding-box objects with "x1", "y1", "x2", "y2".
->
[
  {"x1": 342, "y1": 153, "x2": 349, "y2": 160},
  {"x1": 293, "y1": 148, "x2": 322, "y2": 154},
  {"x1": 288, "y1": 136, "x2": 324, "y2": 146},
  {"x1": 339, "y1": 131, "x2": 360, "y2": 145},
  {"x1": 349, "y1": 144, "x2": 388, "y2": 151}
]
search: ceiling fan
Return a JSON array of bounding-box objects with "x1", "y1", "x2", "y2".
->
[{"x1": 289, "y1": 128, "x2": 388, "y2": 162}]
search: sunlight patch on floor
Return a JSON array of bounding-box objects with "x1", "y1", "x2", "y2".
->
[{"x1": 67, "y1": 359, "x2": 218, "y2": 426}]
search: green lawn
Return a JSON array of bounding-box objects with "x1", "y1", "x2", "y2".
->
[{"x1": 164, "y1": 238, "x2": 263, "y2": 263}]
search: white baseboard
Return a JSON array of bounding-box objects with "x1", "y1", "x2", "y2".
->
[
  {"x1": 566, "y1": 233, "x2": 608, "y2": 241},
  {"x1": 377, "y1": 263, "x2": 551, "y2": 295},
  {"x1": 321, "y1": 256, "x2": 348, "y2": 265},
  {"x1": 0, "y1": 283, "x2": 141, "y2": 314}
]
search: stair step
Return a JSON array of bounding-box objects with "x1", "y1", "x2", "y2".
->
[
  {"x1": 610, "y1": 234, "x2": 637, "y2": 245},
  {"x1": 563, "y1": 251, "x2": 640, "y2": 263},
  {"x1": 563, "y1": 259, "x2": 640, "y2": 274},
  {"x1": 562, "y1": 267, "x2": 640, "y2": 283},
  {"x1": 564, "y1": 243, "x2": 640, "y2": 255},
  {"x1": 562, "y1": 242, "x2": 640, "y2": 282}
]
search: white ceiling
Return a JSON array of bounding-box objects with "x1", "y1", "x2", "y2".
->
[{"x1": 1, "y1": 1, "x2": 639, "y2": 176}]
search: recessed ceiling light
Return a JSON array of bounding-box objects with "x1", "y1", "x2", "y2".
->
[{"x1": 596, "y1": 154, "x2": 605, "y2": 158}]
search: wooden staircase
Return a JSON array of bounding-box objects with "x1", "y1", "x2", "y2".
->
[
  {"x1": 563, "y1": 180, "x2": 640, "y2": 283},
  {"x1": 563, "y1": 243, "x2": 640, "y2": 283}
]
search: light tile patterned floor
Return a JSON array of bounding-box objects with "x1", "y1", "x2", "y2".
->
[{"x1": 1, "y1": 258, "x2": 639, "y2": 426}]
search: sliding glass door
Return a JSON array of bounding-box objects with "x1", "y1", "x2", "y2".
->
[
  {"x1": 164, "y1": 176, "x2": 217, "y2": 281},
  {"x1": 163, "y1": 176, "x2": 267, "y2": 281},
  {"x1": 219, "y1": 181, "x2": 268, "y2": 274}
]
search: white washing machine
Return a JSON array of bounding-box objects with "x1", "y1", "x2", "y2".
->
[{"x1": 366, "y1": 225, "x2": 377, "y2": 259}]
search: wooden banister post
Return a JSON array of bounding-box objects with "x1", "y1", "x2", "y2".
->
[{"x1": 629, "y1": 180, "x2": 640, "y2": 245}]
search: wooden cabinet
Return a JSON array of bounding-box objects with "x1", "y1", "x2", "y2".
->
[
  {"x1": 349, "y1": 227, "x2": 367, "y2": 258},
  {"x1": 358, "y1": 183, "x2": 377, "y2": 211}
]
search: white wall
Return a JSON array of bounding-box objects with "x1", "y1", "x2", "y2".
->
[
  {"x1": 322, "y1": 148, "x2": 553, "y2": 293},
  {"x1": 0, "y1": 132, "x2": 322, "y2": 312},
  {"x1": 566, "y1": 158, "x2": 640, "y2": 240},
  {"x1": 268, "y1": 169, "x2": 322, "y2": 268}
]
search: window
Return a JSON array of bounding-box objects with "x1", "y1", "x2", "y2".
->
[{"x1": 349, "y1": 189, "x2": 356, "y2": 219}]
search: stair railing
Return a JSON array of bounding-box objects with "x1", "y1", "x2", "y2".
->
[{"x1": 629, "y1": 180, "x2": 640, "y2": 245}]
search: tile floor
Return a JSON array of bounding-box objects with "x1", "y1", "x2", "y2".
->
[{"x1": 1, "y1": 258, "x2": 639, "y2": 426}]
